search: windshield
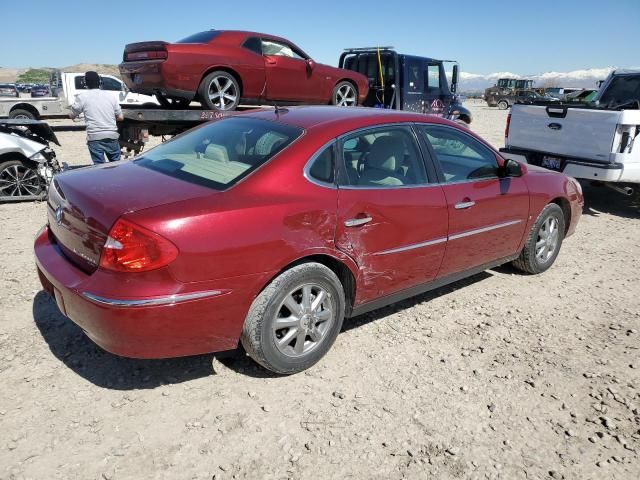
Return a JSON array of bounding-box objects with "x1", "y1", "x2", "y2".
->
[{"x1": 135, "y1": 117, "x2": 303, "y2": 190}]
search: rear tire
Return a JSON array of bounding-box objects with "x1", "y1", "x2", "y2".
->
[
  {"x1": 9, "y1": 109, "x2": 37, "y2": 120},
  {"x1": 241, "y1": 263, "x2": 345, "y2": 374},
  {"x1": 332, "y1": 81, "x2": 358, "y2": 107},
  {"x1": 497, "y1": 100, "x2": 509, "y2": 110},
  {"x1": 198, "y1": 71, "x2": 241, "y2": 111},
  {"x1": 512, "y1": 203, "x2": 565, "y2": 274}
]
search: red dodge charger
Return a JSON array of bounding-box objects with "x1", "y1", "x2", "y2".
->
[
  {"x1": 119, "y1": 30, "x2": 369, "y2": 111},
  {"x1": 35, "y1": 106, "x2": 583, "y2": 374}
]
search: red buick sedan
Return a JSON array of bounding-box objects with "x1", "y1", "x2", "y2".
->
[
  {"x1": 35, "y1": 106, "x2": 583, "y2": 374},
  {"x1": 119, "y1": 30, "x2": 369, "y2": 111}
]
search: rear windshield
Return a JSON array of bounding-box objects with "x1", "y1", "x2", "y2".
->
[
  {"x1": 598, "y1": 75, "x2": 640, "y2": 105},
  {"x1": 176, "y1": 30, "x2": 220, "y2": 44},
  {"x1": 135, "y1": 117, "x2": 303, "y2": 190}
]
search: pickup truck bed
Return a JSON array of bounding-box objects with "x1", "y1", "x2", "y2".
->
[{"x1": 501, "y1": 103, "x2": 640, "y2": 185}]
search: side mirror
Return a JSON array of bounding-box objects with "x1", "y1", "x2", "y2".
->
[
  {"x1": 306, "y1": 59, "x2": 316, "y2": 70},
  {"x1": 451, "y1": 64, "x2": 459, "y2": 93},
  {"x1": 499, "y1": 158, "x2": 523, "y2": 177}
]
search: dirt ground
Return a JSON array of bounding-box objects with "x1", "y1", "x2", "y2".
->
[{"x1": 1, "y1": 102, "x2": 639, "y2": 480}]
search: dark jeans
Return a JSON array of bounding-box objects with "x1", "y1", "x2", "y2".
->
[{"x1": 87, "y1": 138, "x2": 121, "y2": 164}]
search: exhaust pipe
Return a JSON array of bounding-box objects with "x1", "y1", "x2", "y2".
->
[{"x1": 604, "y1": 183, "x2": 633, "y2": 196}]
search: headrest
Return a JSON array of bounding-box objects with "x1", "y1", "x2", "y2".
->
[{"x1": 366, "y1": 135, "x2": 404, "y2": 171}]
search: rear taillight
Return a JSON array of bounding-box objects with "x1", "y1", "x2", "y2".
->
[
  {"x1": 99, "y1": 218, "x2": 178, "y2": 273},
  {"x1": 126, "y1": 50, "x2": 168, "y2": 61},
  {"x1": 505, "y1": 113, "x2": 512, "y2": 139}
]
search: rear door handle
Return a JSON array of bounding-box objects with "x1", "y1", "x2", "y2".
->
[
  {"x1": 344, "y1": 216, "x2": 372, "y2": 227},
  {"x1": 454, "y1": 201, "x2": 475, "y2": 210}
]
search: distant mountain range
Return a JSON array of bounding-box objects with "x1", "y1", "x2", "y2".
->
[{"x1": 457, "y1": 67, "x2": 633, "y2": 93}]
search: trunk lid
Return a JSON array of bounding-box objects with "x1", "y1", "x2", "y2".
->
[
  {"x1": 507, "y1": 104, "x2": 622, "y2": 162},
  {"x1": 47, "y1": 161, "x2": 215, "y2": 273}
]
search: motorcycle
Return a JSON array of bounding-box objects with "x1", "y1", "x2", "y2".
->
[{"x1": 0, "y1": 120, "x2": 62, "y2": 202}]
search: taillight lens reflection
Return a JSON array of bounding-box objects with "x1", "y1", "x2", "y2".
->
[{"x1": 99, "y1": 218, "x2": 178, "y2": 273}]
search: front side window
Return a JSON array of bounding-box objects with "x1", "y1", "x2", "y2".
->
[
  {"x1": 101, "y1": 76, "x2": 122, "y2": 91},
  {"x1": 418, "y1": 126, "x2": 498, "y2": 183},
  {"x1": 340, "y1": 126, "x2": 428, "y2": 187},
  {"x1": 262, "y1": 40, "x2": 305, "y2": 60},
  {"x1": 135, "y1": 118, "x2": 303, "y2": 190}
]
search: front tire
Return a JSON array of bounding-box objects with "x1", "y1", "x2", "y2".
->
[
  {"x1": 241, "y1": 263, "x2": 345, "y2": 374},
  {"x1": 198, "y1": 71, "x2": 241, "y2": 111},
  {"x1": 512, "y1": 203, "x2": 565, "y2": 274},
  {"x1": 497, "y1": 100, "x2": 509, "y2": 110},
  {"x1": 0, "y1": 159, "x2": 44, "y2": 199},
  {"x1": 332, "y1": 81, "x2": 358, "y2": 107}
]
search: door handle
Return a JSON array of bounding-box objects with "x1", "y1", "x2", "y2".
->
[
  {"x1": 265, "y1": 56, "x2": 277, "y2": 65},
  {"x1": 344, "y1": 216, "x2": 372, "y2": 227},
  {"x1": 454, "y1": 201, "x2": 475, "y2": 210}
]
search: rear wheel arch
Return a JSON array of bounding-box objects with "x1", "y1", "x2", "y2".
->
[
  {"x1": 551, "y1": 196, "x2": 571, "y2": 235},
  {"x1": 9, "y1": 104, "x2": 40, "y2": 119},
  {"x1": 199, "y1": 66, "x2": 243, "y2": 98},
  {"x1": 259, "y1": 253, "x2": 357, "y2": 316}
]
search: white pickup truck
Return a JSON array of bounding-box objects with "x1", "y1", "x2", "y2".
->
[
  {"x1": 0, "y1": 70, "x2": 157, "y2": 120},
  {"x1": 500, "y1": 70, "x2": 640, "y2": 195}
]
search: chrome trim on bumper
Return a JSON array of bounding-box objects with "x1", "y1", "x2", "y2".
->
[
  {"x1": 449, "y1": 219, "x2": 523, "y2": 241},
  {"x1": 82, "y1": 290, "x2": 225, "y2": 307}
]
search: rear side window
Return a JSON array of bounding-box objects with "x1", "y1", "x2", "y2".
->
[
  {"x1": 418, "y1": 126, "x2": 498, "y2": 182},
  {"x1": 308, "y1": 145, "x2": 335, "y2": 184},
  {"x1": 176, "y1": 30, "x2": 221, "y2": 44},
  {"x1": 242, "y1": 37, "x2": 262, "y2": 55},
  {"x1": 135, "y1": 117, "x2": 303, "y2": 190}
]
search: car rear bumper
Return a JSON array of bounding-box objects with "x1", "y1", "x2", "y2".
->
[
  {"x1": 119, "y1": 60, "x2": 196, "y2": 100},
  {"x1": 34, "y1": 226, "x2": 269, "y2": 359}
]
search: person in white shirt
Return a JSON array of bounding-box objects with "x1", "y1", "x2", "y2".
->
[{"x1": 69, "y1": 71, "x2": 124, "y2": 164}]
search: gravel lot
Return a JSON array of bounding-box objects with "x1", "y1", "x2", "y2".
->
[{"x1": 1, "y1": 102, "x2": 639, "y2": 480}]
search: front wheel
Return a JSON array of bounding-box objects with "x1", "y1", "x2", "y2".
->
[
  {"x1": 332, "y1": 81, "x2": 358, "y2": 107},
  {"x1": 0, "y1": 159, "x2": 44, "y2": 199},
  {"x1": 241, "y1": 263, "x2": 346, "y2": 374},
  {"x1": 497, "y1": 100, "x2": 509, "y2": 110},
  {"x1": 512, "y1": 203, "x2": 565, "y2": 274},
  {"x1": 198, "y1": 71, "x2": 241, "y2": 111}
]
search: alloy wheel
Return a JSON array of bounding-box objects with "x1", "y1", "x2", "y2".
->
[
  {"x1": 535, "y1": 216, "x2": 559, "y2": 263},
  {"x1": 208, "y1": 76, "x2": 238, "y2": 110},
  {"x1": 336, "y1": 84, "x2": 356, "y2": 106},
  {"x1": 272, "y1": 283, "x2": 335, "y2": 357},
  {"x1": 0, "y1": 164, "x2": 42, "y2": 197}
]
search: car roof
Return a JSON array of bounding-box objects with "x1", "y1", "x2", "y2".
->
[{"x1": 239, "y1": 106, "x2": 454, "y2": 132}]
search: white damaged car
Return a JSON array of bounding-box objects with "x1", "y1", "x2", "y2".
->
[{"x1": 0, "y1": 120, "x2": 61, "y2": 201}]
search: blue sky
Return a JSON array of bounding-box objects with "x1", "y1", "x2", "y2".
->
[{"x1": 2, "y1": 0, "x2": 638, "y2": 74}]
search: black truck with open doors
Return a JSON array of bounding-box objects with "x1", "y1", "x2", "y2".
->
[{"x1": 338, "y1": 47, "x2": 471, "y2": 126}]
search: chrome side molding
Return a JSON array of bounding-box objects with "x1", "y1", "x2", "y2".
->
[{"x1": 82, "y1": 289, "x2": 225, "y2": 307}]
